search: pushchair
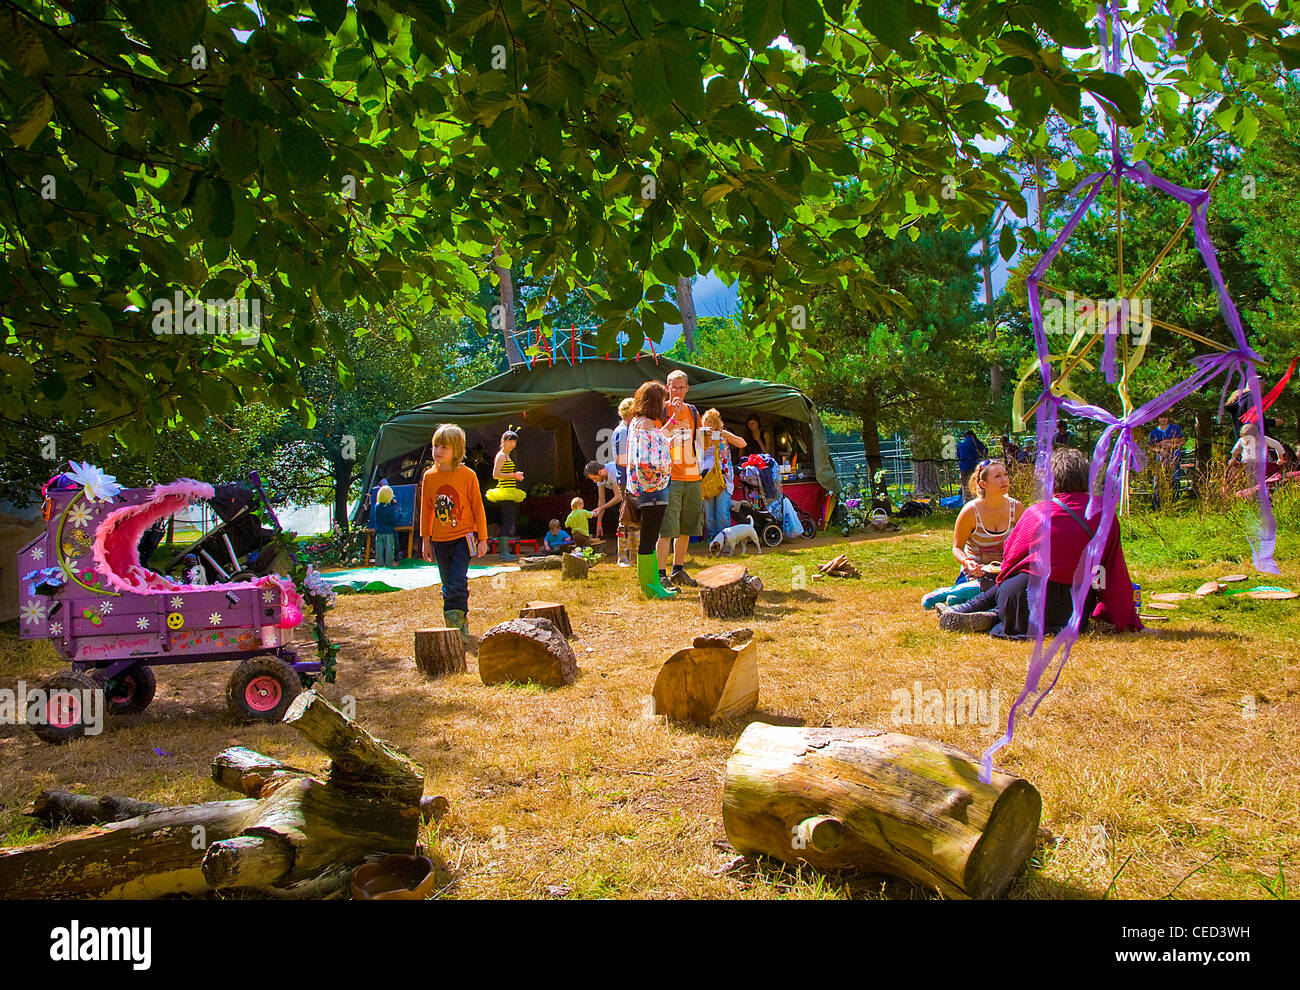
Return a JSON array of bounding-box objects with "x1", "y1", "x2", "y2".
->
[
  {"x1": 160, "y1": 479, "x2": 293, "y2": 583},
  {"x1": 17, "y1": 465, "x2": 319, "y2": 743},
  {"x1": 733, "y1": 454, "x2": 817, "y2": 547}
]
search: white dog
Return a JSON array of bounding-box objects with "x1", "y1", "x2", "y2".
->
[{"x1": 709, "y1": 516, "x2": 762, "y2": 557}]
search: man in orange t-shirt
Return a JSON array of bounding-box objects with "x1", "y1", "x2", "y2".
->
[
  {"x1": 419, "y1": 424, "x2": 488, "y2": 644},
  {"x1": 657, "y1": 369, "x2": 704, "y2": 587}
]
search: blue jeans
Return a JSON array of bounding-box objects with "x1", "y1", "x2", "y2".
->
[
  {"x1": 375, "y1": 533, "x2": 396, "y2": 567},
  {"x1": 702, "y1": 490, "x2": 731, "y2": 538},
  {"x1": 432, "y1": 536, "x2": 471, "y2": 613}
]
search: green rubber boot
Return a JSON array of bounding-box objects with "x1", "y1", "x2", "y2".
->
[
  {"x1": 444, "y1": 609, "x2": 469, "y2": 645},
  {"x1": 638, "y1": 553, "x2": 678, "y2": 599}
]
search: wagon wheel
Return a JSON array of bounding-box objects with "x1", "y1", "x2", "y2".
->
[
  {"x1": 31, "y1": 671, "x2": 100, "y2": 745},
  {"x1": 103, "y1": 664, "x2": 157, "y2": 716},
  {"x1": 800, "y1": 515, "x2": 817, "y2": 539},
  {"x1": 226, "y1": 655, "x2": 302, "y2": 722},
  {"x1": 761, "y1": 523, "x2": 783, "y2": 547},
  {"x1": 228, "y1": 569, "x2": 258, "y2": 582}
]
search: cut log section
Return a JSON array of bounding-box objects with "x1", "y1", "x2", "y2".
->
[
  {"x1": 1147, "y1": 602, "x2": 1178, "y2": 610},
  {"x1": 561, "y1": 554, "x2": 590, "y2": 580},
  {"x1": 1196, "y1": 580, "x2": 1221, "y2": 597},
  {"x1": 1150, "y1": 592, "x2": 1193, "y2": 602},
  {"x1": 478, "y1": 618, "x2": 578, "y2": 687},
  {"x1": 1218, "y1": 574, "x2": 1248, "y2": 583},
  {"x1": 414, "y1": 627, "x2": 467, "y2": 678},
  {"x1": 520, "y1": 601, "x2": 573, "y2": 639},
  {"x1": 697, "y1": 563, "x2": 763, "y2": 620},
  {"x1": 818, "y1": 554, "x2": 861, "y2": 579},
  {"x1": 722, "y1": 725, "x2": 1042, "y2": 900},
  {"x1": 652, "y1": 631, "x2": 758, "y2": 724},
  {"x1": 1247, "y1": 589, "x2": 1298, "y2": 600},
  {"x1": 519, "y1": 555, "x2": 563, "y2": 570},
  {"x1": 0, "y1": 691, "x2": 424, "y2": 899}
]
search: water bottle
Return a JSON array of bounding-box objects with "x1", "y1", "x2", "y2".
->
[{"x1": 1132, "y1": 582, "x2": 1141, "y2": 611}]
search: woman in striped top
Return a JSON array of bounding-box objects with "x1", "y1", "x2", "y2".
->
[
  {"x1": 952, "y1": 459, "x2": 1021, "y2": 591},
  {"x1": 487, "y1": 429, "x2": 526, "y2": 562}
]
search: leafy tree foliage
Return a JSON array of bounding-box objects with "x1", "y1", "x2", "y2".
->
[{"x1": 3, "y1": 0, "x2": 1294, "y2": 460}]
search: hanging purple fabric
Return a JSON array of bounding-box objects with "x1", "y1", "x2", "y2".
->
[{"x1": 978, "y1": 5, "x2": 1278, "y2": 783}]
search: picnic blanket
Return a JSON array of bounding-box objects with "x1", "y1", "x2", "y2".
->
[{"x1": 320, "y1": 558, "x2": 514, "y2": 594}]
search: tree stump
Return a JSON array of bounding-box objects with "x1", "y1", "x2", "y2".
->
[
  {"x1": 520, "y1": 601, "x2": 573, "y2": 639},
  {"x1": 561, "y1": 553, "x2": 590, "y2": 580},
  {"x1": 414, "y1": 627, "x2": 467, "y2": 678},
  {"x1": 519, "y1": 555, "x2": 563, "y2": 570},
  {"x1": 723, "y1": 725, "x2": 1042, "y2": 900},
  {"x1": 0, "y1": 691, "x2": 424, "y2": 899},
  {"x1": 697, "y1": 563, "x2": 762, "y2": 620},
  {"x1": 652, "y1": 629, "x2": 758, "y2": 723},
  {"x1": 478, "y1": 618, "x2": 578, "y2": 687}
]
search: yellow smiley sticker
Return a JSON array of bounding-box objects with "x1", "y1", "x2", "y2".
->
[{"x1": 167, "y1": 612, "x2": 184, "y2": 630}]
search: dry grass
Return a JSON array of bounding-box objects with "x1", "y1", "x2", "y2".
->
[{"x1": 2, "y1": 520, "x2": 1298, "y2": 900}]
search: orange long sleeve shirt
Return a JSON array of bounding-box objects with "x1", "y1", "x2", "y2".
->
[{"x1": 419, "y1": 464, "x2": 488, "y2": 543}]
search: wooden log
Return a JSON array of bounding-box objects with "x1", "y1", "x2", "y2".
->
[
  {"x1": 697, "y1": 563, "x2": 762, "y2": 620},
  {"x1": 520, "y1": 601, "x2": 573, "y2": 638},
  {"x1": 519, "y1": 555, "x2": 563, "y2": 570},
  {"x1": 478, "y1": 618, "x2": 578, "y2": 687},
  {"x1": 22, "y1": 791, "x2": 163, "y2": 827},
  {"x1": 561, "y1": 553, "x2": 590, "y2": 580},
  {"x1": 202, "y1": 833, "x2": 294, "y2": 889},
  {"x1": 414, "y1": 627, "x2": 467, "y2": 677},
  {"x1": 692, "y1": 628, "x2": 754, "y2": 649},
  {"x1": 283, "y1": 690, "x2": 425, "y2": 804},
  {"x1": 722, "y1": 725, "x2": 1042, "y2": 900},
  {"x1": 211, "y1": 747, "x2": 312, "y2": 799},
  {"x1": 652, "y1": 636, "x2": 759, "y2": 724},
  {"x1": 1196, "y1": 580, "x2": 1221, "y2": 596}
]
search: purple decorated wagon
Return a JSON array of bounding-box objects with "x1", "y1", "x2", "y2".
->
[{"x1": 17, "y1": 463, "x2": 319, "y2": 743}]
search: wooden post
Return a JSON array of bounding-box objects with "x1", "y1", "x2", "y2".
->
[
  {"x1": 519, "y1": 601, "x2": 573, "y2": 638},
  {"x1": 697, "y1": 563, "x2": 762, "y2": 620},
  {"x1": 651, "y1": 629, "x2": 758, "y2": 723},
  {"x1": 723, "y1": 725, "x2": 1042, "y2": 900},
  {"x1": 478, "y1": 618, "x2": 578, "y2": 687},
  {"x1": 414, "y1": 627, "x2": 467, "y2": 678}
]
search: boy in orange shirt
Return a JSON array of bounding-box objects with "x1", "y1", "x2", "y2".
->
[{"x1": 419, "y1": 424, "x2": 488, "y2": 645}]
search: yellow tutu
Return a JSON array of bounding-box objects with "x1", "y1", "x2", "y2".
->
[{"x1": 486, "y1": 486, "x2": 527, "y2": 503}]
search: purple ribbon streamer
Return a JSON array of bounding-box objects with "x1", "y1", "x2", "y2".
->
[{"x1": 979, "y1": 139, "x2": 1280, "y2": 782}]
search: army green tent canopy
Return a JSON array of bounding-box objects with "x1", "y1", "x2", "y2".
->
[{"x1": 355, "y1": 355, "x2": 837, "y2": 521}]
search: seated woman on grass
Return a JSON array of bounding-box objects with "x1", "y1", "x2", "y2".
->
[
  {"x1": 951, "y1": 459, "x2": 1021, "y2": 591},
  {"x1": 937, "y1": 447, "x2": 1143, "y2": 637}
]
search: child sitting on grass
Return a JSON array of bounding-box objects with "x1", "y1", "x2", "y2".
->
[
  {"x1": 544, "y1": 519, "x2": 573, "y2": 553},
  {"x1": 565, "y1": 496, "x2": 597, "y2": 547}
]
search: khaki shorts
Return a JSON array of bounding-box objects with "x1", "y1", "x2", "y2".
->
[{"x1": 659, "y1": 479, "x2": 703, "y2": 539}]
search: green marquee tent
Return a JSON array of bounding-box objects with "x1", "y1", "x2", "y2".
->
[{"x1": 354, "y1": 354, "x2": 838, "y2": 528}]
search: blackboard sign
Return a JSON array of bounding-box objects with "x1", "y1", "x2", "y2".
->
[{"x1": 372, "y1": 484, "x2": 416, "y2": 528}]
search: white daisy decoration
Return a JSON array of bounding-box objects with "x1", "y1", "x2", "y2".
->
[
  {"x1": 99, "y1": 600, "x2": 113, "y2": 615},
  {"x1": 20, "y1": 600, "x2": 46, "y2": 625},
  {"x1": 170, "y1": 596, "x2": 184, "y2": 609},
  {"x1": 65, "y1": 461, "x2": 123, "y2": 502},
  {"x1": 262, "y1": 588, "x2": 277, "y2": 603},
  {"x1": 67, "y1": 503, "x2": 93, "y2": 528},
  {"x1": 49, "y1": 621, "x2": 62, "y2": 636},
  {"x1": 30, "y1": 546, "x2": 44, "y2": 561},
  {"x1": 209, "y1": 612, "x2": 223, "y2": 626},
  {"x1": 136, "y1": 616, "x2": 150, "y2": 630}
]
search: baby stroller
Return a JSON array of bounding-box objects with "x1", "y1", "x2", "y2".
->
[
  {"x1": 734, "y1": 454, "x2": 817, "y2": 546},
  {"x1": 17, "y1": 464, "x2": 319, "y2": 743}
]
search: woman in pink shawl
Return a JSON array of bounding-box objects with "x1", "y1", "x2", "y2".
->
[{"x1": 937, "y1": 447, "x2": 1142, "y2": 637}]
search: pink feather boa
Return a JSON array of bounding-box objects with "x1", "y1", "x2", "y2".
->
[{"x1": 91, "y1": 479, "x2": 303, "y2": 628}]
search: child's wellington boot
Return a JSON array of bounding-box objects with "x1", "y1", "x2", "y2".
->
[
  {"x1": 444, "y1": 609, "x2": 469, "y2": 645},
  {"x1": 637, "y1": 553, "x2": 678, "y2": 599}
]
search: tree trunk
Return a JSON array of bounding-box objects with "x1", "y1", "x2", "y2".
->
[
  {"x1": 495, "y1": 242, "x2": 522, "y2": 366},
  {"x1": 697, "y1": 563, "x2": 762, "y2": 620},
  {"x1": 982, "y1": 233, "x2": 1001, "y2": 403},
  {"x1": 332, "y1": 453, "x2": 352, "y2": 534},
  {"x1": 561, "y1": 553, "x2": 590, "y2": 580},
  {"x1": 1195, "y1": 408, "x2": 1213, "y2": 479},
  {"x1": 677, "y1": 276, "x2": 696, "y2": 352},
  {"x1": 519, "y1": 554, "x2": 563, "y2": 570},
  {"x1": 912, "y1": 459, "x2": 941, "y2": 495},
  {"x1": 651, "y1": 631, "x2": 758, "y2": 724},
  {"x1": 0, "y1": 691, "x2": 425, "y2": 900},
  {"x1": 860, "y1": 409, "x2": 883, "y2": 482},
  {"x1": 519, "y1": 601, "x2": 573, "y2": 638},
  {"x1": 23, "y1": 791, "x2": 164, "y2": 827},
  {"x1": 414, "y1": 627, "x2": 468, "y2": 678},
  {"x1": 723, "y1": 725, "x2": 1042, "y2": 899},
  {"x1": 478, "y1": 617, "x2": 579, "y2": 687}
]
